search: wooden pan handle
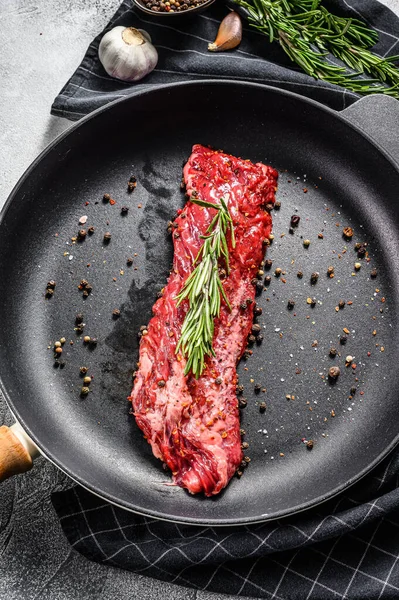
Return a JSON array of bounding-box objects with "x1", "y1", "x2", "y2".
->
[{"x1": 0, "y1": 424, "x2": 36, "y2": 482}]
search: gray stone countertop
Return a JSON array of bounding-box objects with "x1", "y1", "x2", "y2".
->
[{"x1": 0, "y1": 1, "x2": 398, "y2": 598}]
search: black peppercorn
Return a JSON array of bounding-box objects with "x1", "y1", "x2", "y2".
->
[
  {"x1": 265, "y1": 203, "x2": 273, "y2": 212},
  {"x1": 89, "y1": 338, "x2": 98, "y2": 347},
  {"x1": 264, "y1": 259, "x2": 273, "y2": 270},
  {"x1": 45, "y1": 288, "x2": 54, "y2": 298},
  {"x1": 239, "y1": 397, "x2": 247, "y2": 408},
  {"x1": 287, "y1": 299, "x2": 295, "y2": 310},
  {"x1": 357, "y1": 245, "x2": 367, "y2": 258},
  {"x1": 340, "y1": 335, "x2": 348, "y2": 345},
  {"x1": 252, "y1": 324, "x2": 261, "y2": 335},
  {"x1": 251, "y1": 278, "x2": 258, "y2": 287},
  {"x1": 329, "y1": 347, "x2": 337, "y2": 357},
  {"x1": 76, "y1": 313, "x2": 84, "y2": 324},
  {"x1": 256, "y1": 281, "x2": 263, "y2": 294},
  {"x1": 88, "y1": 226, "x2": 95, "y2": 235},
  {"x1": 306, "y1": 440, "x2": 314, "y2": 450},
  {"x1": 259, "y1": 402, "x2": 266, "y2": 412},
  {"x1": 127, "y1": 257, "x2": 134, "y2": 265},
  {"x1": 78, "y1": 229, "x2": 87, "y2": 239},
  {"x1": 274, "y1": 201, "x2": 281, "y2": 210},
  {"x1": 264, "y1": 275, "x2": 271, "y2": 285},
  {"x1": 103, "y1": 232, "x2": 111, "y2": 242},
  {"x1": 254, "y1": 305, "x2": 263, "y2": 316},
  {"x1": 310, "y1": 272, "x2": 319, "y2": 284},
  {"x1": 112, "y1": 309, "x2": 121, "y2": 319},
  {"x1": 240, "y1": 302, "x2": 247, "y2": 310},
  {"x1": 47, "y1": 280, "x2": 56, "y2": 289},
  {"x1": 256, "y1": 334, "x2": 264, "y2": 345},
  {"x1": 241, "y1": 442, "x2": 249, "y2": 450},
  {"x1": 290, "y1": 215, "x2": 300, "y2": 227},
  {"x1": 297, "y1": 270, "x2": 303, "y2": 279},
  {"x1": 370, "y1": 269, "x2": 378, "y2": 278},
  {"x1": 215, "y1": 377, "x2": 222, "y2": 385},
  {"x1": 121, "y1": 206, "x2": 129, "y2": 215},
  {"x1": 103, "y1": 193, "x2": 111, "y2": 202},
  {"x1": 247, "y1": 334, "x2": 256, "y2": 346},
  {"x1": 254, "y1": 383, "x2": 261, "y2": 393},
  {"x1": 289, "y1": 227, "x2": 294, "y2": 235},
  {"x1": 338, "y1": 300, "x2": 346, "y2": 309},
  {"x1": 158, "y1": 380, "x2": 166, "y2": 388},
  {"x1": 236, "y1": 385, "x2": 244, "y2": 395}
]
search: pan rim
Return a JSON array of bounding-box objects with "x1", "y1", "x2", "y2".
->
[{"x1": 1, "y1": 80, "x2": 398, "y2": 526}]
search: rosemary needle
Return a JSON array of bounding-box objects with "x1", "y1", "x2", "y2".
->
[
  {"x1": 232, "y1": 0, "x2": 399, "y2": 97},
  {"x1": 176, "y1": 195, "x2": 235, "y2": 378}
]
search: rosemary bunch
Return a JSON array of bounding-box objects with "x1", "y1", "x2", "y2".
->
[
  {"x1": 176, "y1": 196, "x2": 235, "y2": 378},
  {"x1": 233, "y1": 0, "x2": 399, "y2": 97}
]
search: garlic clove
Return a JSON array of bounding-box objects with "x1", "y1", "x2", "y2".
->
[
  {"x1": 99, "y1": 26, "x2": 158, "y2": 82},
  {"x1": 208, "y1": 12, "x2": 242, "y2": 52}
]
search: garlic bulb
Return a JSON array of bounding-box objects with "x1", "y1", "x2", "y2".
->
[
  {"x1": 208, "y1": 12, "x2": 242, "y2": 52},
  {"x1": 99, "y1": 26, "x2": 158, "y2": 82}
]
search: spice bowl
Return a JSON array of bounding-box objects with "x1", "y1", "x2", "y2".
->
[{"x1": 133, "y1": 0, "x2": 216, "y2": 17}]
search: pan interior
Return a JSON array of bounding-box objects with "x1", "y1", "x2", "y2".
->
[{"x1": 0, "y1": 83, "x2": 398, "y2": 524}]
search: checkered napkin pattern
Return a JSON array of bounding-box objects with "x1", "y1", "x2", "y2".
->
[
  {"x1": 51, "y1": 0, "x2": 399, "y2": 121},
  {"x1": 52, "y1": 448, "x2": 399, "y2": 599}
]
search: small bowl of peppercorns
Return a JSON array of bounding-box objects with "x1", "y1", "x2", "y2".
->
[{"x1": 134, "y1": 0, "x2": 215, "y2": 16}]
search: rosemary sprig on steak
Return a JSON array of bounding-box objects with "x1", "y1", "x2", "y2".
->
[{"x1": 176, "y1": 195, "x2": 236, "y2": 378}]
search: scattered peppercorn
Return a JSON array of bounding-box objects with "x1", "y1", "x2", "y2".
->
[
  {"x1": 287, "y1": 299, "x2": 295, "y2": 310},
  {"x1": 350, "y1": 386, "x2": 357, "y2": 395},
  {"x1": 357, "y1": 245, "x2": 367, "y2": 258},
  {"x1": 370, "y1": 268, "x2": 378, "y2": 278},
  {"x1": 274, "y1": 201, "x2": 281, "y2": 210},
  {"x1": 254, "y1": 305, "x2": 263, "y2": 316},
  {"x1": 80, "y1": 366, "x2": 88, "y2": 374},
  {"x1": 158, "y1": 380, "x2": 166, "y2": 388},
  {"x1": 121, "y1": 206, "x2": 129, "y2": 215},
  {"x1": 254, "y1": 383, "x2": 261, "y2": 393},
  {"x1": 306, "y1": 440, "x2": 314, "y2": 450},
  {"x1": 112, "y1": 308, "x2": 121, "y2": 319},
  {"x1": 80, "y1": 386, "x2": 90, "y2": 396},
  {"x1": 303, "y1": 239, "x2": 310, "y2": 248},
  {"x1": 264, "y1": 275, "x2": 271, "y2": 285},
  {"x1": 78, "y1": 229, "x2": 87, "y2": 239},
  {"x1": 255, "y1": 281, "x2": 263, "y2": 294},
  {"x1": 290, "y1": 215, "x2": 300, "y2": 227},
  {"x1": 215, "y1": 377, "x2": 222, "y2": 385},
  {"x1": 275, "y1": 268, "x2": 282, "y2": 277},
  {"x1": 103, "y1": 232, "x2": 111, "y2": 242},
  {"x1": 265, "y1": 203, "x2": 273, "y2": 212},
  {"x1": 54, "y1": 341, "x2": 61, "y2": 348},
  {"x1": 310, "y1": 272, "x2": 319, "y2": 284},
  {"x1": 328, "y1": 366, "x2": 341, "y2": 380},
  {"x1": 47, "y1": 280, "x2": 56, "y2": 289},
  {"x1": 264, "y1": 259, "x2": 273, "y2": 270},
  {"x1": 340, "y1": 335, "x2": 348, "y2": 345},
  {"x1": 88, "y1": 226, "x2": 95, "y2": 235},
  {"x1": 103, "y1": 193, "x2": 111, "y2": 202},
  {"x1": 354, "y1": 262, "x2": 361, "y2": 271},
  {"x1": 239, "y1": 398, "x2": 247, "y2": 408},
  {"x1": 89, "y1": 338, "x2": 98, "y2": 348},
  {"x1": 329, "y1": 347, "x2": 337, "y2": 357},
  {"x1": 297, "y1": 270, "x2": 303, "y2": 278},
  {"x1": 252, "y1": 324, "x2": 261, "y2": 335},
  {"x1": 247, "y1": 334, "x2": 256, "y2": 346},
  {"x1": 256, "y1": 334, "x2": 264, "y2": 345},
  {"x1": 338, "y1": 300, "x2": 345, "y2": 309},
  {"x1": 257, "y1": 269, "x2": 264, "y2": 279},
  {"x1": 259, "y1": 402, "x2": 266, "y2": 412},
  {"x1": 343, "y1": 227, "x2": 354, "y2": 239},
  {"x1": 45, "y1": 288, "x2": 54, "y2": 298},
  {"x1": 83, "y1": 335, "x2": 91, "y2": 343},
  {"x1": 83, "y1": 376, "x2": 92, "y2": 385},
  {"x1": 241, "y1": 442, "x2": 249, "y2": 450},
  {"x1": 55, "y1": 347, "x2": 63, "y2": 355},
  {"x1": 236, "y1": 385, "x2": 244, "y2": 394},
  {"x1": 327, "y1": 266, "x2": 334, "y2": 276}
]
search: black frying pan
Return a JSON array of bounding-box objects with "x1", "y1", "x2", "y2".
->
[{"x1": 0, "y1": 82, "x2": 399, "y2": 525}]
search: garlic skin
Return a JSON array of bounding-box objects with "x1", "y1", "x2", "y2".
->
[
  {"x1": 208, "y1": 12, "x2": 242, "y2": 52},
  {"x1": 99, "y1": 26, "x2": 158, "y2": 82}
]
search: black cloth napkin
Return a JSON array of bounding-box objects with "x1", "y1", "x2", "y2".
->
[
  {"x1": 51, "y1": 1, "x2": 399, "y2": 598},
  {"x1": 51, "y1": 0, "x2": 399, "y2": 121}
]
